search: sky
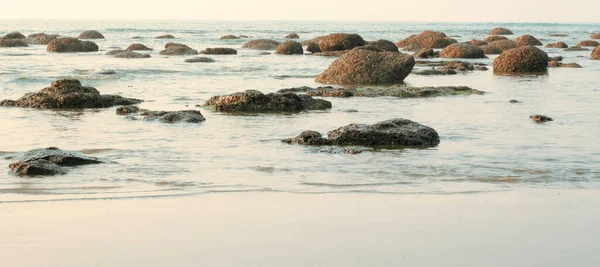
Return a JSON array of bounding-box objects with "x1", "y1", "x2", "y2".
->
[{"x1": 1, "y1": 0, "x2": 600, "y2": 23}]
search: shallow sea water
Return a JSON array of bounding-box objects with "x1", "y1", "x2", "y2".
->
[{"x1": 0, "y1": 20, "x2": 599, "y2": 202}]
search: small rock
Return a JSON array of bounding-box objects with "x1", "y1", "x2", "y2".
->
[
  {"x1": 199, "y1": 48, "x2": 237, "y2": 55},
  {"x1": 241, "y1": 39, "x2": 280, "y2": 50},
  {"x1": 184, "y1": 57, "x2": 215, "y2": 63},
  {"x1": 275, "y1": 41, "x2": 303, "y2": 55},
  {"x1": 78, "y1": 30, "x2": 104, "y2": 39},
  {"x1": 577, "y1": 40, "x2": 599, "y2": 47},
  {"x1": 159, "y1": 43, "x2": 198, "y2": 55},
  {"x1": 285, "y1": 33, "x2": 300, "y2": 39},
  {"x1": 530, "y1": 115, "x2": 553, "y2": 123},
  {"x1": 116, "y1": 105, "x2": 140, "y2": 115},
  {"x1": 489, "y1": 27, "x2": 513, "y2": 35},
  {"x1": 156, "y1": 34, "x2": 175, "y2": 39},
  {"x1": 126, "y1": 43, "x2": 153, "y2": 51}
]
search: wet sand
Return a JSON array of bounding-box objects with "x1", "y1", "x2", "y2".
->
[{"x1": 2, "y1": 189, "x2": 600, "y2": 267}]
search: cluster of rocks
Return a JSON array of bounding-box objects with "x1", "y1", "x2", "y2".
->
[
  {"x1": 277, "y1": 85, "x2": 485, "y2": 98},
  {"x1": 117, "y1": 106, "x2": 206, "y2": 123}
]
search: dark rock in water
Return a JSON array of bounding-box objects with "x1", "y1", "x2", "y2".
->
[
  {"x1": 301, "y1": 36, "x2": 325, "y2": 46},
  {"x1": 530, "y1": 115, "x2": 553, "y2": 123},
  {"x1": 141, "y1": 110, "x2": 206, "y2": 123},
  {"x1": 199, "y1": 47, "x2": 237, "y2": 55},
  {"x1": 185, "y1": 57, "x2": 215, "y2": 63},
  {"x1": 47, "y1": 37, "x2": 98, "y2": 52},
  {"x1": 546, "y1": 42, "x2": 568, "y2": 48},
  {"x1": 283, "y1": 118, "x2": 440, "y2": 147},
  {"x1": 469, "y1": 39, "x2": 487, "y2": 46},
  {"x1": 241, "y1": 39, "x2": 280, "y2": 50},
  {"x1": 98, "y1": 70, "x2": 116, "y2": 75},
  {"x1": 112, "y1": 51, "x2": 151, "y2": 58},
  {"x1": 132, "y1": 36, "x2": 141, "y2": 39},
  {"x1": 78, "y1": 30, "x2": 104, "y2": 39},
  {"x1": 258, "y1": 52, "x2": 271, "y2": 55},
  {"x1": 106, "y1": 49, "x2": 126, "y2": 55},
  {"x1": 203, "y1": 90, "x2": 332, "y2": 112},
  {"x1": 413, "y1": 69, "x2": 457, "y2": 75},
  {"x1": 275, "y1": 41, "x2": 303, "y2": 55},
  {"x1": 353, "y1": 45, "x2": 383, "y2": 52},
  {"x1": 564, "y1": 46, "x2": 588, "y2": 52},
  {"x1": 306, "y1": 42, "x2": 321, "y2": 53},
  {"x1": 127, "y1": 43, "x2": 153, "y2": 51},
  {"x1": 440, "y1": 43, "x2": 486, "y2": 58},
  {"x1": 548, "y1": 56, "x2": 563, "y2": 62},
  {"x1": 484, "y1": 35, "x2": 508, "y2": 42},
  {"x1": 593, "y1": 46, "x2": 600, "y2": 60},
  {"x1": 489, "y1": 40, "x2": 518, "y2": 52},
  {"x1": 343, "y1": 109, "x2": 358, "y2": 113},
  {"x1": 319, "y1": 33, "x2": 366, "y2": 52},
  {"x1": 8, "y1": 147, "x2": 104, "y2": 176},
  {"x1": 0, "y1": 79, "x2": 142, "y2": 109},
  {"x1": 312, "y1": 51, "x2": 348, "y2": 57},
  {"x1": 548, "y1": 60, "x2": 582, "y2": 68},
  {"x1": 493, "y1": 46, "x2": 548, "y2": 73},
  {"x1": 510, "y1": 99, "x2": 521, "y2": 103},
  {"x1": 220, "y1": 35, "x2": 240, "y2": 40},
  {"x1": 25, "y1": 33, "x2": 59, "y2": 45},
  {"x1": 285, "y1": 33, "x2": 300, "y2": 39},
  {"x1": 315, "y1": 49, "x2": 415, "y2": 85},
  {"x1": 396, "y1": 31, "x2": 457, "y2": 49},
  {"x1": 402, "y1": 43, "x2": 423, "y2": 52},
  {"x1": 515, "y1": 35, "x2": 542, "y2": 46},
  {"x1": 549, "y1": 34, "x2": 568, "y2": 37},
  {"x1": 156, "y1": 34, "x2": 175, "y2": 39},
  {"x1": 277, "y1": 85, "x2": 484, "y2": 98},
  {"x1": 0, "y1": 38, "x2": 28, "y2": 47},
  {"x1": 489, "y1": 27, "x2": 513, "y2": 35},
  {"x1": 116, "y1": 105, "x2": 140, "y2": 115},
  {"x1": 415, "y1": 60, "x2": 487, "y2": 71},
  {"x1": 3, "y1": 31, "x2": 26, "y2": 39},
  {"x1": 479, "y1": 44, "x2": 502, "y2": 55},
  {"x1": 367, "y1": 39, "x2": 399, "y2": 52},
  {"x1": 413, "y1": 48, "x2": 438, "y2": 58},
  {"x1": 159, "y1": 43, "x2": 198, "y2": 55},
  {"x1": 577, "y1": 40, "x2": 599, "y2": 47}
]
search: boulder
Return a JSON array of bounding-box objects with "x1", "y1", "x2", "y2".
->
[
  {"x1": 479, "y1": 45, "x2": 502, "y2": 55},
  {"x1": 116, "y1": 105, "x2": 139, "y2": 115},
  {"x1": 241, "y1": 39, "x2": 280, "y2": 50},
  {"x1": 319, "y1": 33, "x2": 365, "y2": 52},
  {"x1": 484, "y1": 35, "x2": 508, "y2": 42},
  {"x1": 112, "y1": 51, "x2": 151, "y2": 58},
  {"x1": 126, "y1": 43, "x2": 153, "y2": 51},
  {"x1": 493, "y1": 46, "x2": 549, "y2": 73},
  {"x1": 0, "y1": 38, "x2": 28, "y2": 47},
  {"x1": 199, "y1": 47, "x2": 238, "y2": 55},
  {"x1": 8, "y1": 147, "x2": 104, "y2": 176},
  {"x1": 548, "y1": 60, "x2": 582, "y2": 68},
  {"x1": 545, "y1": 42, "x2": 568, "y2": 48},
  {"x1": 396, "y1": 30, "x2": 457, "y2": 49},
  {"x1": 367, "y1": 39, "x2": 399, "y2": 52},
  {"x1": 0, "y1": 79, "x2": 142, "y2": 109},
  {"x1": 301, "y1": 36, "x2": 325, "y2": 46},
  {"x1": 47, "y1": 37, "x2": 98, "y2": 52},
  {"x1": 591, "y1": 34, "x2": 600, "y2": 40},
  {"x1": 77, "y1": 30, "x2": 104, "y2": 39},
  {"x1": 489, "y1": 39, "x2": 518, "y2": 52},
  {"x1": 530, "y1": 115, "x2": 553, "y2": 123},
  {"x1": 156, "y1": 34, "x2": 175, "y2": 39},
  {"x1": 401, "y1": 43, "x2": 423, "y2": 52},
  {"x1": 469, "y1": 39, "x2": 487, "y2": 46},
  {"x1": 220, "y1": 35, "x2": 240, "y2": 40},
  {"x1": 275, "y1": 41, "x2": 303, "y2": 55},
  {"x1": 592, "y1": 46, "x2": 600, "y2": 60},
  {"x1": 285, "y1": 33, "x2": 300, "y2": 39},
  {"x1": 564, "y1": 46, "x2": 588, "y2": 51},
  {"x1": 106, "y1": 49, "x2": 126, "y2": 55},
  {"x1": 203, "y1": 90, "x2": 332, "y2": 112},
  {"x1": 315, "y1": 49, "x2": 415, "y2": 85},
  {"x1": 440, "y1": 43, "x2": 486, "y2": 58},
  {"x1": 413, "y1": 48, "x2": 438, "y2": 58},
  {"x1": 577, "y1": 40, "x2": 599, "y2": 47},
  {"x1": 305, "y1": 42, "x2": 321, "y2": 53},
  {"x1": 489, "y1": 27, "x2": 513, "y2": 35},
  {"x1": 184, "y1": 57, "x2": 215, "y2": 63},
  {"x1": 283, "y1": 118, "x2": 440, "y2": 147},
  {"x1": 515, "y1": 35, "x2": 542, "y2": 46},
  {"x1": 159, "y1": 43, "x2": 198, "y2": 55},
  {"x1": 25, "y1": 33, "x2": 58, "y2": 45},
  {"x1": 141, "y1": 110, "x2": 206, "y2": 123},
  {"x1": 3, "y1": 31, "x2": 26, "y2": 39},
  {"x1": 278, "y1": 85, "x2": 484, "y2": 98}
]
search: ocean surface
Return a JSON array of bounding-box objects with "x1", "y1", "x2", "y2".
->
[{"x1": 0, "y1": 20, "x2": 599, "y2": 202}]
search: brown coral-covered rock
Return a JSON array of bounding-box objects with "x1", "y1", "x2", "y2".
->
[
  {"x1": 112, "y1": 51, "x2": 151, "y2": 58},
  {"x1": 220, "y1": 35, "x2": 240, "y2": 40},
  {"x1": 77, "y1": 30, "x2": 104, "y2": 39},
  {"x1": 126, "y1": 43, "x2": 153, "y2": 51},
  {"x1": 479, "y1": 45, "x2": 502, "y2": 55},
  {"x1": 469, "y1": 39, "x2": 487, "y2": 46},
  {"x1": 285, "y1": 33, "x2": 300, "y2": 39},
  {"x1": 315, "y1": 49, "x2": 415, "y2": 85},
  {"x1": 159, "y1": 43, "x2": 198, "y2": 55},
  {"x1": 156, "y1": 34, "x2": 175, "y2": 39},
  {"x1": 413, "y1": 48, "x2": 438, "y2": 58},
  {"x1": 275, "y1": 41, "x2": 303, "y2": 55},
  {"x1": 493, "y1": 46, "x2": 549, "y2": 73},
  {"x1": 25, "y1": 33, "x2": 58, "y2": 45},
  {"x1": 367, "y1": 39, "x2": 399, "y2": 52},
  {"x1": 0, "y1": 38, "x2": 28, "y2": 47},
  {"x1": 3, "y1": 31, "x2": 26, "y2": 39},
  {"x1": 592, "y1": 46, "x2": 600, "y2": 60},
  {"x1": 591, "y1": 34, "x2": 600, "y2": 40},
  {"x1": 545, "y1": 42, "x2": 568, "y2": 48},
  {"x1": 241, "y1": 39, "x2": 280, "y2": 50},
  {"x1": 489, "y1": 40, "x2": 518, "y2": 52},
  {"x1": 301, "y1": 36, "x2": 325, "y2": 46},
  {"x1": 548, "y1": 60, "x2": 582, "y2": 68},
  {"x1": 489, "y1": 27, "x2": 513, "y2": 35},
  {"x1": 199, "y1": 47, "x2": 238, "y2": 55},
  {"x1": 577, "y1": 40, "x2": 599, "y2": 47},
  {"x1": 318, "y1": 33, "x2": 366, "y2": 52},
  {"x1": 484, "y1": 35, "x2": 508, "y2": 42},
  {"x1": 515, "y1": 35, "x2": 542, "y2": 46},
  {"x1": 440, "y1": 43, "x2": 486, "y2": 58},
  {"x1": 306, "y1": 42, "x2": 321, "y2": 53},
  {"x1": 396, "y1": 31, "x2": 457, "y2": 49},
  {"x1": 47, "y1": 37, "x2": 98, "y2": 52},
  {"x1": 203, "y1": 90, "x2": 331, "y2": 112}
]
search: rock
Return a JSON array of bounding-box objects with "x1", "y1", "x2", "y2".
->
[
  {"x1": 564, "y1": 46, "x2": 588, "y2": 51},
  {"x1": 0, "y1": 38, "x2": 28, "y2": 47},
  {"x1": 515, "y1": 35, "x2": 542, "y2": 46},
  {"x1": 549, "y1": 34, "x2": 568, "y2": 37},
  {"x1": 548, "y1": 60, "x2": 582, "y2": 68},
  {"x1": 156, "y1": 34, "x2": 175, "y2": 39},
  {"x1": 106, "y1": 49, "x2": 126, "y2": 55},
  {"x1": 116, "y1": 105, "x2": 139, "y2": 115},
  {"x1": 577, "y1": 40, "x2": 599, "y2": 47},
  {"x1": 159, "y1": 43, "x2": 198, "y2": 55},
  {"x1": 591, "y1": 34, "x2": 600, "y2": 40},
  {"x1": 98, "y1": 70, "x2": 116, "y2": 75},
  {"x1": 112, "y1": 51, "x2": 151, "y2": 58},
  {"x1": 285, "y1": 33, "x2": 300, "y2": 39},
  {"x1": 47, "y1": 37, "x2": 98, "y2": 52},
  {"x1": 220, "y1": 35, "x2": 240, "y2": 40},
  {"x1": 489, "y1": 39, "x2": 518, "y2": 52},
  {"x1": 24, "y1": 33, "x2": 59, "y2": 45},
  {"x1": 132, "y1": 36, "x2": 141, "y2": 39},
  {"x1": 258, "y1": 52, "x2": 271, "y2": 55},
  {"x1": 301, "y1": 36, "x2": 325, "y2": 46},
  {"x1": 3, "y1": 31, "x2": 26, "y2": 39},
  {"x1": 241, "y1": 39, "x2": 280, "y2": 50},
  {"x1": 0, "y1": 79, "x2": 142, "y2": 109},
  {"x1": 493, "y1": 46, "x2": 549, "y2": 73},
  {"x1": 8, "y1": 147, "x2": 104, "y2": 176},
  {"x1": 592, "y1": 46, "x2": 600, "y2": 60},
  {"x1": 401, "y1": 43, "x2": 423, "y2": 52},
  {"x1": 203, "y1": 90, "x2": 332, "y2": 112},
  {"x1": 530, "y1": 115, "x2": 553, "y2": 123},
  {"x1": 440, "y1": 43, "x2": 486, "y2": 58},
  {"x1": 546, "y1": 42, "x2": 568, "y2": 48},
  {"x1": 315, "y1": 49, "x2": 415, "y2": 85},
  {"x1": 415, "y1": 60, "x2": 487, "y2": 71},
  {"x1": 367, "y1": 39, "x2": 399, "y2": 52},
  {"x1": 277, "y1": 85, "x2": 484, "y2": 98},
  {"x1": 306, "y1": 42, "x2": 321, "y2": 53},
  {"x1": 312, "y1": 51, "x2": 348, "y2": 57},
  {"x1": 489, "y1": 27, "x2": 513, "y2": 35},
  {"x1": 283, "y1": 118, "x2": 440, "y2": 147},
  {"x1": 141, "y1": 110, "x2": 206, "y2": 123},
  {"x1": 469, "y1": 39, "x2": 487, "y2": 46},
  {"x1": 275, "y1": 41, "x2": 303, "y2": 55},
  {"x1": 479, "y1": 45, "x2": 501, "y2": 55},
  {"x1": 352, "y1": 45, "x2": 382, "y2": 52},
  {"x1": 184, "y1": 57, "x2": 215, "y2": 63},
  {"x1": 127, "y1": 43, "x2": 153, "y2": 51},
  {"x1": 548, "y1": 56, "x2": 563, "y2": 61},
  {"x1": 413, "y1": 48, "x2": 438, "y2": 58},
  {"x1": 199, "y1": 47, "x2": 237, "y2": 55},
  {"x1": 509, "y1": 99, "x2": 521, "y2": 103},
  {"x1": 484, "y1": 35, "x2": 508, "y2": 42},
  {"x1": 413, "y1": 69, "x2": 457, "y2": 75},
  {"x1": 396, "y1": 30, "x2": 457, "y2": 49},
  {"x1": 318, "y1": 33, "x2": 365, "y2": 52},
  {"x1": 77, "y1": 30, "x2": 104, "y2": 39}
]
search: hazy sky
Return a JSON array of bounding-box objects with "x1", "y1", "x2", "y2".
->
[{"x1": 2, "y1": 0, "x2": 600, "y2": 23}]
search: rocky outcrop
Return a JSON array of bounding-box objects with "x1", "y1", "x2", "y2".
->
[
  {"x1": 220, "y1": 35, "x2": 240, "y2": 40},
  {"x1": 203, "y1": 90, "x2": 331, "y2": 112},
  {"x1": 515, "y1": 35, "x2": 542, "y2": 46},
  {"x1": 283, "y1": 118, "x2": 440, "y2": 147},
  {"x1": 396, "y1": 30, "x2": 457, "y2": 49},
  {"x1": 484, "y1": 35, "x2": 508, "y2": 42},
  {"x1": 493, "y1": 46, "x2": 549, "y2": 73},
  {"x1": 546, "y1": 42, "x2": 568, "y2": 48},
  {"x1": 591, "y1": 34, "x2": 600, "y2": 39},
  {"x1": 0, "y1": 38, "x2": 28, "y2": 47},
  {"x1": 0, "y1": 79, "x2": 142, "y2": 109},
  {"x1": 3, "y1": 31, "x2": 26, "y2": 39},
  {"x1": 275, "y1": 41, "x2": 303, "y2": 55},
  {"x1": 306, "y1": 42, "x2": 321, "y2": 53},
  {"x1": 116, "y1": 105, "x2": 139, "y2": 115},
  {"x1": 530, "y1": 115, "x2": 553, "y2": 123},
  {"x1": 315, "y1": 49, "x2": 415, "y2": 85},
  {"x1": 199, "y1": 47, "x2": 238, "y2": 55},
  {"x1": 577, "y1": 40, "x2": 599, "y2": 47},
  {"x1": 469, "y1": 39, "x2": 487, "y2": 46},
  {"x1": 413, "y1": 48, "x2": 438, "y2": 58},
  {"x1": 8, "y1": 147, "x2": 105, "y2": 176},
  {"x1": 25, "y1": 33, "x2": 58, "y2": 45},
  {"x1": 241, "y1": 39, "x2": 280, "y2": 50},
  {"x1": 126, "y1": 43, "x2": 153, "y2": 51},
  {"x1": 77, "y1": 30, "x2": 104, "y2": 39},
  {"x1": 159, "y1": 43, "x2": 198, "y2": 55},
  {"x1": 489, "y1": 27, "x2": 513, "y2": 35},
  {"x1": 277, "y1": 85, "x2": 484, "y2": 98},
  {"x1": 489, "y1": 40, "x2": 518, "y2": 52},
  {"x1": 479, "y1": 45, "x2": 502, "y2": 55},
  {"x1": 440, "y1": 43, "x2": 486, "y2": 58},
  {"x1": 285, "y1": 33, "x2": 300, "y2": 39},
  {"x1": 140, "y1": 110, "x2": 206, "y2": 123},
  {"x1": 184, "y1": 57, "x2": 215, "y2": 63},
  {"x1": 592, "y1": 46, "x2": 600, "y2": 60},
  {"x1": 548, "y1": 60, "x2": 582, "y2": 68},
  {"x1": 318, "y1": 33, "x2": 365, "y2": 52},
  {"x1": 47, "y1": 37, "x2": 98, "y2": 52},
  {"x1": 367, "y1": 39, "x2": 399, "y2": 52},
  {"x1": 564, "y1": 46, "x2": 588, "y2": 51},
  {"x1": 156, "y1": 34, "x2": 175, "y2": 39},
  {"x1": 112, "y1": 51, "x2": 151, "y2": 58}
]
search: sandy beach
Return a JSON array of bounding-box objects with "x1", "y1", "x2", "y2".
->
[{"x1": 2, "y1": 189, "x2": 599, "y2": 267}]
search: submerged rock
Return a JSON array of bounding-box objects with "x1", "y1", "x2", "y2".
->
[
  {"x1": 396, "y1": 30, "x2": 457, "y2": 49},
  {"x1": 546, "y1": 42, "x2": 568, "y2": 48},
  {"x1": 203, "y1": 90, "x2": 332, "y2": 112},
  {"x1": 116, "y1": 105, "x2": 139, "y2": 115},
  {"x1": 25, "y1": 33, "x2": 59, "y2": 45},
  {"x1": 318, "y1": 33, "x2": 365, "y2": 52},
  {"x1": 0, "y1": 38, "x2": 28, "y2": 47},
  {"x1": 315, "y1": 49, "x2": 415, "y2": 85},
  {"x1": 184, "y1": 57, "x2": 215, "y2": 63},
  {"x1": 156, "y1": 34, "x2": 175, "y2": 39},
  {"x1": 440, "y1": 43, "x2": 486, "y2": 58},
  {"x1": 0, "y1": 79, "x2": 142, "y2": 109},
  {"x1": 366, "y1": 39, "x2": 399, "y2": 52},
  {"x1": 564, "y1": 46, "x2": 588, "y2": 52},
  {"x1": 592, "y1": 46, "x2": 600, "y2": 60},
  {"x1": 415, "y1": 60, "x2": 487, "y2": 71},
  {"x1": 484, "y1": 35, "x2": 508, "y2": 42},
  {"x1": 285, "y1": 33, "x2": 300, "y2": 39},
  {"x1": 199, "y1": 47, "x2": 237, "y2": 55},
  {"x1": 127, "y1": 43, "x2": 153, "y2": 51},
  {"x1": 469, "y1": 39, "x2": 488, "y2": 46},
  {"x1": 47, "y1": 37, "x2": 98, "y2": 52},
  {"x1": 530, "y1": 115, "x2": 553, "y2": 123},
  {"x1": 159, "y1": 43, "x2": 198, "y2": 55},
  {"x1": 8, "y1": 147, "x2": 104, "y2": 176},
  {"x1": 493, "y1": 46, "x2": 548, "y2": 73},
  {"x1": 312, "y1": 51, "x2": 348, "y2": 57},
  {"x1": 549, "y1": 34, "x2": 568, "y2": 37},
  {"x1": 112, "y1": 51, "x2": 151, "y2": 58},
  {"x1": 413, "y1": 69, "x2": 457, "y2": 75},
  {"x1": 3, "y1": 31, "x2": 26, "y2": 39},
  {"x1": 220, "y1": 35, "x2": 240, "y2": 40},
  {"x1": 77, "y1": 30, "x2": 104, "y2": 39},
  {"x1": 515, "y1": 35, "x2": 542, "y2": 46},
  {"x1": 275, "y1": 41, "x2": 304, "y2": 55},
  {"x1": 489, "y1": 27, "x2": 513, "y2": 35},
  {"x1": 489, "y1": 40, "x2": 518, "y2": 52},
  {"x1": 577, "y1": 40, "x2": 599, "y2": 47},
  {"x1": 141, "y1": 110, "x2": 206, "y2": 123},
  {"x1": 241, "y1": 39, "x2": 280, "y2": 50},
  {"x1": 277, "y1": 85, "x2": 484, "y2": 98},
  {"x1": 548, "y1": 60, "x2": 582, "y2": 68},
  {"x1": 413, "y1": 48, "x2": 438, "y2": 58}
]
